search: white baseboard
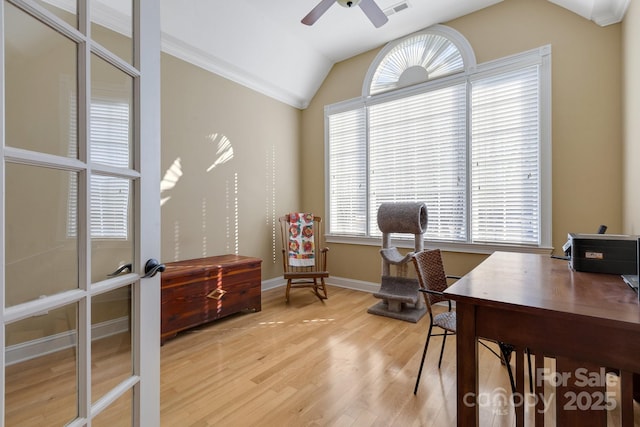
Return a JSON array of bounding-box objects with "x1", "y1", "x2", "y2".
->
[
  {"x1": 262, "y1": 276, "x2": 379, "y2": 294},
  {"x1": 261, "y1": 276, "x2": 450, "y2": 307},
  {"x1": 261, "y1": 276, "x2": 286, "y2": 291},
  {"x1": 8, "y1": 278, "x2": 382, "y2": 366},
  {"x1": 6, "y1": 316, "x2": 129, "y2": 366},
  {"x1": 324, "y1": 276, "x2": 380, "y2": 293}
]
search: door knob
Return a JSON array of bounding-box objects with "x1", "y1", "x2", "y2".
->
[{"x1": 142, "y1": 258, "x2": 166, "y2": 278}]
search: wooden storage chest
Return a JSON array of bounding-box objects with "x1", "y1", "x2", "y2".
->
[{"x1": 161, "y1": 255, "x2": 262, "y2": 344}]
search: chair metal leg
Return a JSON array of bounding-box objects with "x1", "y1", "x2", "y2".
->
[
  {"x1": 500, "y1": 343, "x2": 517, "y2": 393},
  {"x1": 496, "y1": 344, "x2": 533, "y2": 394},
  {"x1": 438, "y1": 330, "x2": 448, "y2": 369},
  {"x1": 414, "y1": 324, "x2": 434, "y2": 395},
  {"x1": 526, "y1": 348, "x2": 533, "y2": 394}
]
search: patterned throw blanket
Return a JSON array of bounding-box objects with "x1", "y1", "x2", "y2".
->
[{"x1": 288, "y1": 213, "x2": 315, "y2": 267}]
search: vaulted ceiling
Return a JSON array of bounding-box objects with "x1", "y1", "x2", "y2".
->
[{"x1": 159, "y1": 0, "x2": 629, "y2": 109}]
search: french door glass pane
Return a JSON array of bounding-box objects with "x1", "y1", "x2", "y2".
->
[
  {"x1": 91, "y1": 0, "x2": 133, "y2": 65},
  {"x1": 5, "y1": 163, "x2": 78, "y2": 307},
  {"x1": 34, "y1": 0, "x2": 78, "y2": 28},
  {"x1": 92, "y1": 389, "x2": 133, "y2": 427},
  {"x1": 91, "y1": 286, "x2": 132, "y2": 403},
  {"x1": 4, "y1": 304, "x2": 78, "y2": 426},
  {"x1": 90, "y1": 176, "x2": 134, "y2": 282},
  {"x1": 4, "y1": 1, "x2": 78, "y2": 158},
  {"x1": 91, "y1": 54, "x2": 133, "y2": 169}
]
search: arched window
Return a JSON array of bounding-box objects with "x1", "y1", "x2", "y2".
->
[
  {"x1": 363, "y1": 25, "x2": 476, "y2": 97},
  {"x1": 326, "y1": 25, "x2": 551, "y2": 253}
]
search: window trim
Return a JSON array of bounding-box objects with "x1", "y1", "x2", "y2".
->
[{"x1": 325, "y1": 43, "x2": 552, "y2": 254}]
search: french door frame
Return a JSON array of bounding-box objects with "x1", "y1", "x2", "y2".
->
[{"x1": 0, "y1": 0, "x2": 161, "y2": 425}]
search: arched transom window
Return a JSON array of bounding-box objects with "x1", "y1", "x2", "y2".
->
[{"x1": 364, "y1": 25, "x2": 476, "y2": 97}]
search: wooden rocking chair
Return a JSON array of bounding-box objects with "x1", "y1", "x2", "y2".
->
[{"x1": 279, "y1": 214, "x2": 329, "y2": 302}]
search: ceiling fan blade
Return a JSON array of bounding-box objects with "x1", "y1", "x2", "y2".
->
[
  {"x1": 302, "y1": 0, "x2": 336, "y2": 26},
  {"x1": 359, "y1": 0, "x2": 388, "y2": 28}
]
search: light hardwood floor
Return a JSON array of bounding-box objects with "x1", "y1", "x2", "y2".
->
[
  {"x1": 159, "y1": 285, "x2": 640, "y2": 426},
  {"x1": 4, "y1": 285, "x2": 638, "y2": 425}
]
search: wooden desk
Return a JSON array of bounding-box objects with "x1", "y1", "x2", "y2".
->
[{"x1": 444, "y1": 252, "x2": 640, "y2": 426}]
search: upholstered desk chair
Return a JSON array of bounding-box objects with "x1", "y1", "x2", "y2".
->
[{"x1": 411, "y1": 249, "x2": 523, "y2": 395}]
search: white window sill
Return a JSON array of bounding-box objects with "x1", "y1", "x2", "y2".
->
[{"x1": 325, "y1": 234, "x2": 553, "y2": 255}]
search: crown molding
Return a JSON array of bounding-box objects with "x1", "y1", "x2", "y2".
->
[
  {"x1": 161, "y1": 33, "x2": 309, "y2": 109},
  {"x1": 549, "y1": 0, "x2": 630, "y2": 26},
  {"x1": 592, "y1": 0, "x2": 630, "y2": 25}
]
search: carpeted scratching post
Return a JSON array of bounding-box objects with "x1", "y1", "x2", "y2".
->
[{"x1": 367, "y1": 202, "x2": 428, "y2": 323}]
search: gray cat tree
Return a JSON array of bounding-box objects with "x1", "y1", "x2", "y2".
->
[{"x1": 367, "y1": 202, "x2": 428, "y2": 323}]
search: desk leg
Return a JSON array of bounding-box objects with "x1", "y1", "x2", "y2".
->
[
  {"x1": 514, "y1": 348, "x2": 525, "y2": 427},
  {"x1": 534, "y1": 351, "x2": 544, "y2": 427},
  {"x1": 456, "y1": 301, "x2": 478, "y2": 427},
  {"x1": 621, "y1": 370, "x2": 634, "y2": 427}
]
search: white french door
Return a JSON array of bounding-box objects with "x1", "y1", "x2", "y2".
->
[{"x1": 1, "y1": 0, "x2": 160, "y2": 425}]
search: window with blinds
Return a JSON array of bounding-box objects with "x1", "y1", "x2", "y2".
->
[
  {"x1": 471, "y1": 66, "x2": 541, "y2": 245},
  {"x1": 89, "y1": 99, "x2": 131, "y2": 239},
  {"x1": 326, "y1": 27, "x2": 551, "y2": 249},
  {"x1": 67, "y1": 98, "x2": 131, "y2": 239},
  {"x1": 368, "y1": 84, "x2": 467, "y2": 240},
  {"x1": 328, "y1": 108, "x2": 367, "y2": 236}
]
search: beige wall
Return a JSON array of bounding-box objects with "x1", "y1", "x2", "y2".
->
[
  {"x1": 6, "y1": 0, "x2": 634, "y2": 308},
  {"x1": 623, "y1": 0, "x2": 640, "y2": 234},
  {"x1": 154, "y1": 0, "x2": 636, "y2": 285},
  {"x1": 160, "y1": 54, "x2": 302, "y2": 280},
  {"x1": 302, "y1": 0, "x2": 624, "y2": 282}
]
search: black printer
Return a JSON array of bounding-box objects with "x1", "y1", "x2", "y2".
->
[{"x1": 568, "y1": 233, "x2": 638, "y2": 275}]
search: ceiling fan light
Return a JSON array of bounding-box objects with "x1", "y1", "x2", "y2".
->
[{"x1": 337, "y1": 0, "x2": 362, "y2": 8}]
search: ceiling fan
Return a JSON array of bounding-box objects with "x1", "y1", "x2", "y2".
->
[{"x1": 302, "y1": 0, "x2": 389, "y2": 28}]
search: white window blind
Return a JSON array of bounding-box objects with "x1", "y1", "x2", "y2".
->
[
  {"x1": 471, "y1": 66, "x2": 540, "y2": 245},
  {"x1": 90, "y1": 99, "x2": 130, "y2": 239},
  {"x1": 368, "y1": 84, "x2": 467, "y2": 240},
  {"x1": 68, "y1": 98, "x2": 130, "y2": 239},
  {"x1": 67, "y1": 91, "x2": 79, "y2": 238},
  {"x1": 89, "y1": 175, "x2": 130, "y2": 239},
  {"x1": 326, "y1": 42, "x2": 550, "y2": 249},
  {"x1": 90, "y1": 99, "x2": 131, "y2": 168},
  {"x1": 328, "y1": 108, "x2": 367, "y2": 235}
]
